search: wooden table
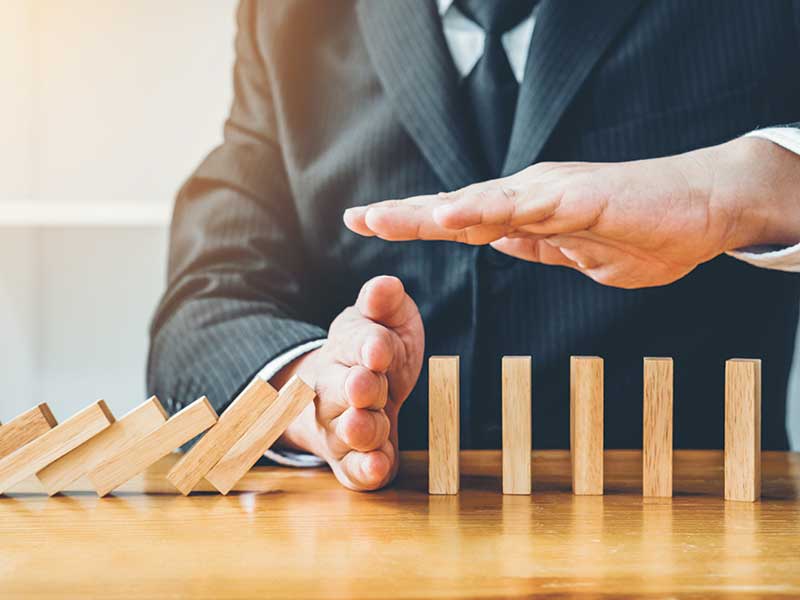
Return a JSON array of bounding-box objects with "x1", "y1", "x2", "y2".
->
[{"x1": 2, "y1": 450, "x2": 799, "y2": 599}]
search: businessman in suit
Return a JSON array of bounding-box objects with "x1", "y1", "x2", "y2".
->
[{"x1": 149, "y1": 0, "x2": 800, "y2": 490}]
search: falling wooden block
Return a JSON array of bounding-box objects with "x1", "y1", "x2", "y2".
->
[
  {"x1": 570, "y1": 356, "x2": 603, "y2": 495},
  {"x1": 89, "y1": 397, "x2": 218, "y2": 497},
  {"x1": 0, "y1": 404, "x2": 58, "y2": 460},
  {"x1": 502, "y1": 356, "x2": 531, "y2": 495},
  {"x1": 0, "y1": 401, "x2": 113, "y2": 494},
  {"x1": 167, "y1": 379, "x2": 279, "y2": 495},
  {"x1": 205, "y1": 376, "x2": 316, "y2": 495},
  {"x1": 36, "y1": 397, "x2": 168, "y2": 496},
  {"x1": 725, "y1": 359, "x2": 761, "y2": 502},
  {"x1": 643, "y1": 358, "x2": 673, "y2": 497},
  {"x1": 429, "y1": 356, "x2": 460, "y2": 495}
]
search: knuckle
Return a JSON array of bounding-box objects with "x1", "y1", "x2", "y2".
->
[{"x1": 364, "y1": 322, "x2": 392, "y2": 347}]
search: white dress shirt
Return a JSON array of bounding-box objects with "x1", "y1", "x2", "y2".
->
[{"x1": 259, "y1": 0, "x2": 800, "y2": 463}]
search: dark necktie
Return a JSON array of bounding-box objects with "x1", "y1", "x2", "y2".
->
[{"x1": 455, "y1": 0, "x2": 538, "y2": 177}]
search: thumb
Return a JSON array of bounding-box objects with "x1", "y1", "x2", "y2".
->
[{"x1": 355, "y1": 275, "x2": 417, "y2": 330}]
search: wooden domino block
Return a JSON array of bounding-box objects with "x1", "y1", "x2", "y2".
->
[
  {"x1": 643, "y1": 358, "x2": 673, "y2": 497},
  {"x1": 89, "y1": 397, "x2": 218, "y2": 497},
  {"x1": 429, "y1": 356, "x2": 460, "y2": 495},
  {"x1": 570, "y1": 356, "x2": 603, "y2": 495},
  {"x1": 502, "y1": 356, "x2": 531, "y2": 495},
  {"x1": 0, "y1": 401, "x2": 113, "y2": 494},
  {"x1": 0, "y1": 404, "x2": 58, "y2": 460},
  {"x1": 36, "y1": 397, "x2": 168, "y2": 496},
  {"x1": 167, "y1": 378, "x2": 279, "y2": 495},
  {"x1": 205, "y1": 376, "x2": 316, "y2": 495},
  {"x1": 725, "y1": 359, "x2": 761, "y2": 502}
]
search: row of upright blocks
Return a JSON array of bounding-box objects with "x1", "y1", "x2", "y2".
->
[{"x1": 429, "y1": 356, "x2": 762, "y2": 502}]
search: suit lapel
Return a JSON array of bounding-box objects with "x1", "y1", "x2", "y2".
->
[
  {"x1": 502, "y1": 0, "x2": 645, "y2": 176},
  {"x1": 356, "y1": 0, "x2": 487, "y2": 191}
]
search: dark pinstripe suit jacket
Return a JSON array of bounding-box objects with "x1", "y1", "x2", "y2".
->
[{"x1": 148, "y1": 0, "x2": 800, "y2": 451}]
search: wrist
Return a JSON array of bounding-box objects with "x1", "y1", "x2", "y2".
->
[
  {"x1": 272, "y1": 347, "x2": 323, "y2": 455},
  {"x1": 703, "y1": 137, "x2": 800, "y2": 251}
]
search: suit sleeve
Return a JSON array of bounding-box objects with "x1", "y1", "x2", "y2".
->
[{"x1": 147, "y1": 0, "x2": 326, "y2": 413}]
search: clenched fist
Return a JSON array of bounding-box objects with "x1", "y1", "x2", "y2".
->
[{"x1": 273, "y1": 276, "x2": 424, "y2": 491}]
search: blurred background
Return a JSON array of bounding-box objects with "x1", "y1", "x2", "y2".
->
[
  {"x1": 2, "y1": 0, "x2": 799, "y2": 448},
  {"x1": 1, "y1": 0, "x2": 236, "y2": 421}
]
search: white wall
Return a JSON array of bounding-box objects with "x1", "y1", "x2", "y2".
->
[
  {"x1": 0, "y1": 0, "x2": 236, "y2": 422},
  {"x1": 1, "y1": 0, "x2": 34, "y2": 201},
  {"x1": 34, "y1": 0, "x2": 237, "y2": 209}
]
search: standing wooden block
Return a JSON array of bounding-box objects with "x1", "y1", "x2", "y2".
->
[
  {"x1": 0, "y1": 401, "x2": 113, "y2": 494},
  {"x1": 502, "y1": 356, "x2": 531, "y2": 495},
  {"x1": 89, "y1": 397, "x2": 218, "y2": 497},
  {"x1": 167, "y1": 378, "x2": 279, "y2": 495},
  {"x1": 205, "y1": 376, "x2": 316, "y2": 495},
  {"x1": 725, "y1": 359, "x2": 761, "y2": 502},
  {"x1": 0, "y1": 404, "x2": 58, "y2": 460},
  {"x1": 570, "y1": 356, "x2": 603, "y2": 495},
  {"x1": 429, "y1": 356, "x2": 460, "y2": 495},
  {"x1": 36, "y1": 397, "x2": 168, "y2": 496},
  {"x1": 643, "y1": 358, "x2": 673, "y2": 497}
]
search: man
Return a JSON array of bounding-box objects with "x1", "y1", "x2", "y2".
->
[{"x1": 148, "y1": 0, "x2": 800, "y2": 491}]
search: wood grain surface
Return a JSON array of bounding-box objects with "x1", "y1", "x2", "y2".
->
[
  {"x1": 502, "y1": 356, "x2": 531, "y2": 495},
  {"x1": 725, "y1": 359, "x2": 762, "y2": 502},
  {"x1": 37, "y1": 397, "x2": 168, "y2": 496},
  {"x1": 205, "y1": 376, "x2": 315, "y2": 495},
  {"x1": 570, "y1": 356, "x2": 604, "y2": 495},
  {"x1": 89, "y1": 397, "x2": 218, "y2": 497},
  {"x1": 0, "y1": 401, "x2": 113, "y2": 494},
  {"x1": 428, "y1": 356, "x2": 460, "y2": 495},
  {"x1": 0, "y1": 403, "x2": 58, "y2": 460},
  {"x1": 643, "y1": 357, "x2": 673, "y2": 497},
  {"x1": 1, "y1": 450, "x2": 798, "y2": 599},
  {"x1": 167, "y1": 378, "x2": 278, "y2": 495}
]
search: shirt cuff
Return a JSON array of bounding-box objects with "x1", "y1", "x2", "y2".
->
[
  {"x1": 727, "y1": 244, "x2": 800, "y2": 273},
  {"x1": 725, "y1": 127, "x2": 800, "y2": 272},
  {"x1": 744, "y1": 126, "x2": 800, "y2": 155},
  {"x1": 256, "y1": 338, "x2": 326, "y2": 382},
  {"x1": 255, "y1": 338, "x2": 327, "y2": 468}
]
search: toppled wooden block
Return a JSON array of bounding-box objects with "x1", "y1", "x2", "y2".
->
[
  {"x1": 167, "y1": 379, "x2": 279, "y2": 495},
  {"x1": 0, "y1": 404, "x2": 58, "y2": 460},
  {"x1": 0, "y1": 401, "x2": 113, "y2": 494},
  {"x1": 37, "y1": 396, "x2": 168, "y2": 496},
  {"x1": 205, "y1": 376, "x2": 315, "y2": 495},
  {"x1": 89, "y1": 397, "x2": 218, "y2": 497}
]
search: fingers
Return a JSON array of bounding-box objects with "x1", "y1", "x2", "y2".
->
[
  {"x1": 542, "y1": 234, "x2": 694, "y2": 288},
  {"x1": 342, "y1": 168, "x2": 571, "y2": 243},
  {"x1": 334, "y1": 407, "x2": 391, "y2": 452},
  {"x1": 490, "y1": 236, "x2": 580, "y2": 269},
  {"x1": 315, "y1": 362, "x2": 388, "y2": 420},
  {"x1": 344, "y1": 194, "x2": 509, "y2": 244},
  {"x1": 330, "y1": 310, "x2": 396, "y2": 372},
  {"x1": 345, "y1": 365, "x2": 389, "y2": 409},
  {"x1": 338, "y1": 442, "x2": 396, "y2": 491},
  {"x1": 432, "y1": 179, "x2": 560, "y2": 231},
  {"x1": 492, "y1": 233, "x2": 694, "y2": 288},
  {"x1": 355, "y1": 275, "x2": 418, "y2": 329}
]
